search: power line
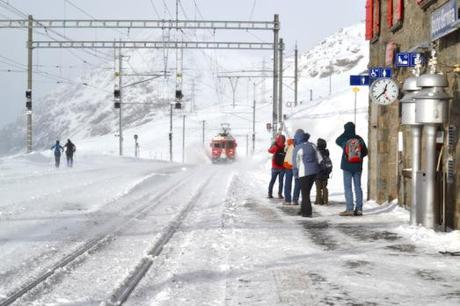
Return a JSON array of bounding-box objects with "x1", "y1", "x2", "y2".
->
[
  {"x1": 249, "y1": 0, "x2": 257, "y2": 20},
  {"x1": 148, "y1": 0, "x2": 161, "y2": 19}
]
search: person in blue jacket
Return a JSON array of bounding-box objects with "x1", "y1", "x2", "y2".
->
[
  {"x1": 51, "y1": 140, "x2": 64, "y2": 168},
  {"x1": 335, "y1": 122, "x2": 368, "y2": 216},
  {"x1": 292, "y1": 129, "x2": 322, "y2": 217}
]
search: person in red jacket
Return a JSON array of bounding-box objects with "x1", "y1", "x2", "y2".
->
[{"x1": 268, "y1": 134, "x2": 286, "y2": 199}]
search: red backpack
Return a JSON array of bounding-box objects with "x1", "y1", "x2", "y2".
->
[{"x1": 345, "y1": 138, "x2": 363, "y2": 163}]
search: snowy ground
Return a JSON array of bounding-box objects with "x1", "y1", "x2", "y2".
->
[{"x1": 0, "y1": 153, "x2": 459, "y2": 306}]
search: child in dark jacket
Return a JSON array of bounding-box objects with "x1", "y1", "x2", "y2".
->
[{"x1": 315, "y1": 138, "x2": 331, "y2": 205}]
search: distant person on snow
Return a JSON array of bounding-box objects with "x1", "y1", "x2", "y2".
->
[
  {"x1": 64, "y1": 139, "x2": 76, "y2": 167},
  {"x1": 315, "y1": 138, "x2": 333, "y2": 205},
  {"x1": 335, "y1": 122, "x2": 368, "y2": 216},
  {"x1": 283, "y1": 138, "x2": 295, "y2": 204},
  {"x1": 51, "y1": 140, "x2": 64, "y2": 168},
  {"x1": 292, "y1": 129, "x2": 322, "y2": 217},
  {"x1": 267, "y1": 134, "x2": 286, "y2": 199}
]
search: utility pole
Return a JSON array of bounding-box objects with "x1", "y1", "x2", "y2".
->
[
  {"x1": 246, "y1": 134, "x2": 249, "y2": 157},
  {"x1": 262, "y1": 58, "x2": 267, "y2": 103},
  {"x1": 169, "y1": 104, "x2": 173, "y2": 161},
  {"x1": 182, "y1": 114, "x2": 186, "y2": 163},
  {"x1": 228, "y1": 77, "x2": 239, "y2": 108},
  {"x1": 278, "y1": 38, "x2": 284, "y2": 132},
  {"x1": 272, "y1": 14, "x2": 279, "y2": 137},
  {"x1": 26, "y1": 15, "x2": 33, "y2": 153},
  {"x1": 191, "y1": 79, "x2": 195, "y2": 112},
  {"x1": 118, "y1": 47, "x2": 123, "y2": 156},
  {"x1": 252, "y1": 82, "x2": 256, "y2": 154},
  {"x1": 310, "y1": 89, "x2": 313, "y2": 102},
  {"x1": 202, "y1": 120, "x2": 206, "y2": 145},
  {"x1": 294, "y1": 43, "x2": 298, "y2": 107}
]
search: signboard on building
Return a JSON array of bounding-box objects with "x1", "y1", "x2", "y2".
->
[
  {"x1": 431, "y1": 0, "x2": 459, "y2": 41},
  {"x1": 350, "y1": 75, "x2": 370, "y2": 86},
  {"x1": 369, "y1": 67, "x2": 392, "y2": 79},
  {"x1": 395, "y1": 52, "x2": 425, "y2": 67}
]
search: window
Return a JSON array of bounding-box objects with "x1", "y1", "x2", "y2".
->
[
  {"x1": 387, "y1": 0, "x2": 404, "y2": 31},
  {"x1": 366, "y1": 0, "x2": 381, "y2": 42}
]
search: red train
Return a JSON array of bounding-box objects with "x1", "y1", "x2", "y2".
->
[{"x1": 210, "y1": 125, "x2": 237, "y2": 163}]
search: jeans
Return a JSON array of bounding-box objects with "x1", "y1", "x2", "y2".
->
[
  {"x1": 54, "y1": 154, "x2": 61, "y2": 168},
  {"x1": 293, "y1": 178, "x2": 301, "y2": 202},
  {"x1": 268, "y1": 168, "x2": 285, "y2": 196},
  {"x1": 299, "y1": 175, "x2": 316, "y2": 216},
  {"x1": 284, "y1": 169, "x2": 293, "y2": 202},
  {"x1": 66, "y1": 154, "x2": 74, "y2": 167},
  {"x1": 343, "y1": 170, "x2": 363, "y2": 212}
]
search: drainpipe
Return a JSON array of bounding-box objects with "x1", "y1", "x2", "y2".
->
[{"x1": 400, "y1": 77, "x2": 422, "y2": 226}]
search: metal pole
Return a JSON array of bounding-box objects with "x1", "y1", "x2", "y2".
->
[
  {"x1": 329, "y1": 74, "x2": 332, "y2": 96},
  {"x1": 294, "y1": 44, "x2": 298, "y2": 107},
  {"x1": 354, "y1": 91, "x2": 357, "y2": 125},
  {"x1": 246, "y1": 134, "x2": 249, "y2": 157},
  {"x1": 278, "y1": 37, "x2": 284, "y2": 132},
  {"x1": 272, "y1": 14, "x2": 279, "y2": 137},
  {"x1": 202, "y1": 120, "x2": 205, "y2": 145},
  {"x1": 191, "y1": 79, "x2": 195, "y2": 112},
  {"x1": 252, "y1": 82, "x2": 256, "y2": 154},
  {"x1": 182, "y1": 114, "x2": 186, "y2": 163},
  {"x1": 26, "y1": 15, "x2": 33, "y2": 153},
  {"x1": 420, "y1": 125, "x2": 438, "y2": 229},
  {"x1": 169, "y1": 104, "x2": 173, "y2": 162},
  {"x1": 118, "y1": 48, "x2": 123, "y2": 156},
  {"x1": 310, "y1": 89, "x2": 313, "y2": 102},
  {"x1": 410, "y1": 126, "x2": 421, "y2": 226}
]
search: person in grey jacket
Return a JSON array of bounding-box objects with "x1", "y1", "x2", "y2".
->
[{"x1": 292, "y1": 129, "x2": 322, "y2": 217}]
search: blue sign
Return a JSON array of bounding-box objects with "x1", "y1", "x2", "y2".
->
[
  {"x1": 369, "y1": 67, "x2": 392, "y2": 79},
  {"x1": 395, "y1": 53, "x2": 410, "y2": 67},
  {"x1": 395, "y1": 52, "x2": 425, "y2": 68},
  {"x1": 350, "y1": 75, "x2": 370, "y2": 86},
  {"x1": 431, "y1": 0, "x2": 459, "y2": 41}
]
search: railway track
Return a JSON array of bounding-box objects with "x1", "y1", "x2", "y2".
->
[
  {"x1": 0, "y1": 171, "x2": 192, "y2": 306},
  {"x1": 106, "y1": 175, "x2": 214, "y2": 306}
]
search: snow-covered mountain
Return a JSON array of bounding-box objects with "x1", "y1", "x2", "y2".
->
[{"x1": 0, "y1": 23, "x2": 368, "y2": 157}]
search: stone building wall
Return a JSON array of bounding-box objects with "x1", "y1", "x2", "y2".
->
[{"x1": 368, "y1": 0, "x2": 460, "y2": 229}]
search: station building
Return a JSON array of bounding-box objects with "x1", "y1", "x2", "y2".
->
[{"x1": 365, "y1": 0, "x2": 460, "y2": 229}]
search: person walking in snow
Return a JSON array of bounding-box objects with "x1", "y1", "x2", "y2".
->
[
  {"x1": 315, "y1": 138, "x2": 333, "y2": 205},
  {"x1": 335, "y1": 122, "x2": 368, "y2": 216},
  {"x1": 267, "y1": 134, "x2": 286, "y2": 199},
  {"x1": 64, "y1": 139, "x2": 76, "y2": 168},
  {"x1": 51, "y1": 140, "x2": 64, "y2": 168},
  {"x1": 283, "y1": 138, "x2": 295, "y2": 204},
  {"x1": 292, "y1": 129, "x2": 322, "y2": 217}
]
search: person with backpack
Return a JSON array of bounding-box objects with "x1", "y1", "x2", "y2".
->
[
  {"x1": 64, "y1": 139, "x2": 76, "y2": 167},
  {"x1": 335, "y1": 122, "x2": 368, "y2": 216},
  {"x1": 268, "y1": 134, "x2": 286, "y2": 199},
  {"x1": 283, "y1": 138, "x2": 295, "y2": 204},
  {"x1": 51, "y1": 140, "x2": 64, "y2": 168},
  {"x1": 315, "y1": 138, "x2": 332, "y2": 205},
  {"x1": 292, "y1": 129, "x2": 322, "y2": 217}
]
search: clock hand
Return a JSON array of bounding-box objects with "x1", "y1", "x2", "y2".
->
[{"x1": 375, "y1": 84, "x2": 389, "y2": 99}]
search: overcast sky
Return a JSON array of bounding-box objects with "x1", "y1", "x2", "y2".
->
[{"x1": 0, "y1": 0, "x2": 365, "y2": 126}]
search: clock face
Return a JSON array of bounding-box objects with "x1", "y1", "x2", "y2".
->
[{"x1": 369, "y1": 78, "x2": 399, "y2": 105}]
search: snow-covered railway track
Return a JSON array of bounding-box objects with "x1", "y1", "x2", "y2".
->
[
  {"x1": 0, "y1": 172, "x2": 192, "y2": 306},
  {"x1": 106, "y1": 175, "x2": 215, "y2": 306}
]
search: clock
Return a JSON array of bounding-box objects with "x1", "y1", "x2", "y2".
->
[{"x1": 369, "y1": 78, "x2": 400, "y2": 105}]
